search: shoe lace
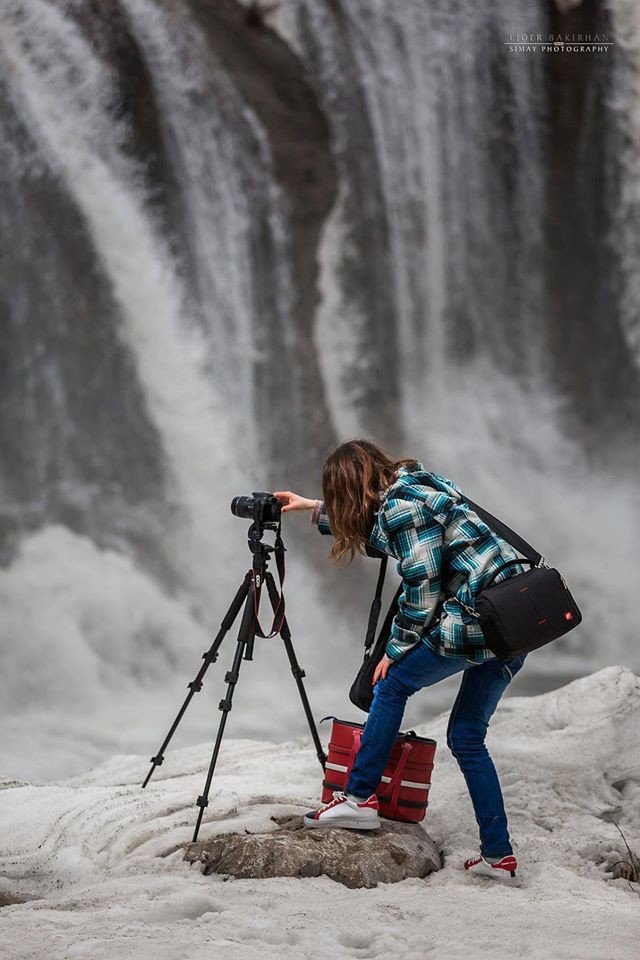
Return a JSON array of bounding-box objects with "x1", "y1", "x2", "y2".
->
[{"x1": 320, "y1": 791, "x2": 347, "y2": 812}]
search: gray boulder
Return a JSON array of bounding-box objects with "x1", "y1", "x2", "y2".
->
[{"x1": 184, "y1": 815, "x2": 442, "y2": 888}]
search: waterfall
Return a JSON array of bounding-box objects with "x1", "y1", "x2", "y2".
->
[
  {"x1": 0, "y1": 0, "x2": 243, "y2": 596},
  {"x1": 0, "y1": 0, "x2": 638, "y2": 778},
  {"x1": 606, "y1": 0, "x2": 640, "y2": 367},
  {"x1": 279, "y1": 0, "x2": 551, "y2": 425}
]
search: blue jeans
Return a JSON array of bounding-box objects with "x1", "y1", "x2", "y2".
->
[{"x1": 346, "y1": 642, "x2": 527, "y2": 858}]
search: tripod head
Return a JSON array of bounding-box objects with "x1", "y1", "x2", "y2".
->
[{"x1": 247, "y1": 518, "x2": 283, "y2": 559}]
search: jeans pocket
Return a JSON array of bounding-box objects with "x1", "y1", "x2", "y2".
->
[{"x1": 501, "y1": 653, "x2": 526, "y2": 682}]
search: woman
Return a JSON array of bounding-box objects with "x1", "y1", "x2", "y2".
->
[{"x1": 275, "y1": 439, "x2": 527, "y2": 886}]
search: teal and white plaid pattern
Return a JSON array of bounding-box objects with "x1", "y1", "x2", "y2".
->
[{"x1": 316, "y1": 464, "x2": 527, "y2": 662}]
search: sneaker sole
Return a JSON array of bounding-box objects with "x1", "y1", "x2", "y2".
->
[
  {"x1": 303, "y1": 815, "x2": 380, "y2": 831},
  {"x1": 466, "y1": 865, "x2": 522, "y2": 887}
]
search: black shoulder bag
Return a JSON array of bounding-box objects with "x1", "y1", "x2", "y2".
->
[
  {"x1": 349, "y1": 491, "x2": 582, "y2": 713},
  {"x1": 454, "y1": 493, "x2": 582, "y2": 659}
]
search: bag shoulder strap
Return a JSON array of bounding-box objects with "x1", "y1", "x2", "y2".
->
[
  {"x1": 417, "y1": 476, "x2": 542, "y2": 564},
  {"x1": 364, "y1": 556, "x2": 387, "y2": 650},
  {"x1": 363, "y1": 560, "x2": 404, "y2": 652},
  {"x1": 457, "y1": 493, "x2": 542, "y2": 565}
]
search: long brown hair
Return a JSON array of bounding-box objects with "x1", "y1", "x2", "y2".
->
[{"x1": 322, "y1": 439, "x2": 418, "y2": 564}]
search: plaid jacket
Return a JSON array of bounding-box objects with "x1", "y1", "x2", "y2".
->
[{"x1": 316, "y1": 464, "x2": 528, "y2": 662}]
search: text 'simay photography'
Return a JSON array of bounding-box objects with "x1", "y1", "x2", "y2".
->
[{"x1": 1, "y1": 1, "x2": 639, "y2": 959}]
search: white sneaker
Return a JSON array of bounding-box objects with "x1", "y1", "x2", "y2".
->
[
  {"x1": 303, "y1": 791, "x2": 381, "y2": 830},
  {"x1": 464, "y1": 853, "x2": 521, "y2": 886}
]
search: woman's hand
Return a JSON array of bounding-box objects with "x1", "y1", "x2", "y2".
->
[
  {"x1": 372, "y1": 654, "x2": 395, "y2": 685},
  {"x1": 273, "y1": 491, "x2": 317, "y2": 513}
]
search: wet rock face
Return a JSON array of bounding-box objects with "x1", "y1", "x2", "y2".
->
[{"x1": 184, "y1": 814, "x2": 442, "y2": 888}]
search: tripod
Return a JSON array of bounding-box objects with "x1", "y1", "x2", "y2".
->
[{"x1": 141, "y1": 519, "x2": 327, "y2": 842}]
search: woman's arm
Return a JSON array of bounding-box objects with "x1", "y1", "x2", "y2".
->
[
  {"x1": 378, "y1": 497, "x2": 445, "y2": 661},
  {"x1": 273, "y1": 492, "x2": 333, "y2": 535},
  {"x1": 273, "y1": 491, "x2": 316, "y2": 513}
]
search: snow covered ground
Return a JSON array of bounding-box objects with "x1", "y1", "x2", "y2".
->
[{"x1": 1, "y1": 666, "x2": 639, "y2": 960}]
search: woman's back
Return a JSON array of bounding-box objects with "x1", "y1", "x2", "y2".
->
[{"x1": 369, "y1": 463, "x2": 527, "y2": 661}]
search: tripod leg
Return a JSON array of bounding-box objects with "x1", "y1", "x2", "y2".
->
[
  {"x1": 265, "y1": 571, "x2": 327, "y2": 769},
  {"x1": 142, "y1": 572, "x2": 252, "y2": 788},
  {"x1": 192, "y1": 586, "x2": 256, "y2": 842}
]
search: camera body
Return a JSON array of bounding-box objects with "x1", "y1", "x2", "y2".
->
[{"x1": 231, "y1": 491, "x2": 282, "y2": 525}]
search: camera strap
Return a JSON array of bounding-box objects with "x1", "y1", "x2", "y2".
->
[{"x1": 251, "y1": 525, "x2": 287, "y2": 639}]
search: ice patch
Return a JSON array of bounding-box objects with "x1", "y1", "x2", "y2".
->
[{"x1": 0, "y1": 669, "x2": 639, "y2": 959}]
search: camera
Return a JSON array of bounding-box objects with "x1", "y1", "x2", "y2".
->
[{"x1": 230, "y1": 491, "x2": 282, "y2": 525}]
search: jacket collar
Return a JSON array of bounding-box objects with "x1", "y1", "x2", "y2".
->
[{"x1": 380, "y1": 461, "x2": 427, "y2": 500}]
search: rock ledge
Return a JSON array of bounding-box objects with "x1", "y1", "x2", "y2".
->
[{"x1": 184, "y1": 814, "x2": 442, "y2": 888}]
